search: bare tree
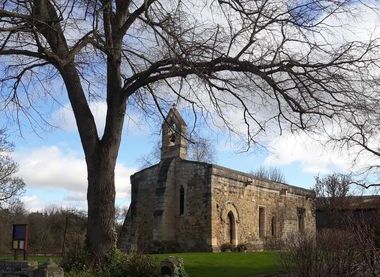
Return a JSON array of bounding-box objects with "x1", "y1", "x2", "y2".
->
[
  {"x1": 313, "y1": 173, "x2": 351, "y2": 210},
  {"x1": 137, "y1": 140, "x2": 162, "y2": 168},
  {"x1": 188, "y1": 133, "x2": 216, "y2": 163},
  {"x1": 324, "y1": 117, "x2": 380, "y2": 189},
  {"x1": 251, "y1": 166, "x2": 286, "y2": 183},
  {"x1": 0, "y1": 129, "x2": 25, "y2": 209},
  {"x1": 1, "y1": 0, "x2": 379, "y2": 262}
]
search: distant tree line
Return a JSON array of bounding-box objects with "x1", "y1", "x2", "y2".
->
[
  {"x1": 0, "y1": 205, "x2": 87, "y2": 255},
  {"x1": 0, "y1": 204, "x2": 127, "y2": 255},
  {"x1": 0, "y1": 204, "x2": 128, "y2": 255}
]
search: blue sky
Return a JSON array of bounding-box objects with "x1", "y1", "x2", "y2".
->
[
  {"x1": 2, "y1": 0, "x2": 380, "y2": 212},
  {"x1": 5, "y1": 99, "x2": 353, "y2": 212}
]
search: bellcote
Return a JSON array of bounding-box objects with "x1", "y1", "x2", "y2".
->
[{"x1": 161, "y1": 105, "x2": 187, "y2": 160}]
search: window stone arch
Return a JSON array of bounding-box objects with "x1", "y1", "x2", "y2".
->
[
  {"x1": 220, "y1": 202, "x2": 240, "y2": 222},
  {"x1": 221, "y1": 202, "x2": 239, "y2": 245}
]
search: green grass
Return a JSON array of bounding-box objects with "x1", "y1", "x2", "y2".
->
[
  {"x1": 1, "y1": 252, "x2": 280, "y2": 277},
  {"x1": 153, "y1": 252, "x2": 280, "y2": 277},
  {"x1": 0, "y1": 255, "x2": 61, "y2": 264}
]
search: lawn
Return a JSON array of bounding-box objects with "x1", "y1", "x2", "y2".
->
[
  {"x1": 1, "y1": 252, "x2": 280, "y2": 277},
  {"x1": 0, "y1": 255, "x2": 61, "y2": 264},
  {"x1": 154, "y1": 252, "x2": 280, "y2": 277}
]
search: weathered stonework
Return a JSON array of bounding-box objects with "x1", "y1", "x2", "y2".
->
[
  {"x1": 0, "y1": 259, "x2": 64, "y2": 277},
  {"x1": 0, "y1": 260, "x2": 37, "y2": 277},
  {"x1": 210, "y1": 165, "x2": 315, "y2": 250},
  {"x1": 118, "y1": 107, "x2": 316, "y2": 253}
]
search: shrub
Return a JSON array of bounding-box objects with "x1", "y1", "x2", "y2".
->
[
  {"x1": 220, "y1": 243, "x2": 249, "y2": 252},
  {"x1": 64, "y1": 269, "x2": 95, "y2": 277},
  {"x1": 279, "y1": 233, "x2": 320, "y2": 277},
  {"x1": 220, "y1": 243, "x2": 233, "y2": 252},
  {"x1": 126, "y1": 252, "x2": 156, "y2": 277},
  {"x1": 61, "y1": 247, "x2": 158, "y2": 277},
  {"x1": 236, "y1": 243, "x2": 248, "y2": 252},
  {"x1": 97, "y1": 249, "x2": 157, "y2": 277},
  {"x1": 279, "y1": 229, "x2": 375, "y2": 277},
  {"x1": 99, "y1": 248, "x2": 129, "y2": 277},
  {"x1": 264, "y1": 237, "x2": 284, "y2": 250},
  {"x1": 61, "y1": 246, "x2": 90, "y2": 272}
]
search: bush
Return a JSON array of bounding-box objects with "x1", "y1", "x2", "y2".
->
[
  {"x1": 279, "y1": 229, "x2": 377, "y2": 277},
  {"x1": 61, "y1": 246, "x2": 90, "y2": 272},
  {"x1": 220, "y1": 243, "x2": 233, "y2": 252},
  {"x1": 236, "y1": 244, "x2": 247, "y2": 252},
  {"x1": 126, "y1": 252, "x2": 156, "y2": 277},
  {"x1": 99, "y1": 248, "x2": 129, "y2": 277},
  {"x1": 97, "y1": 249, "x2": 157, "y2": 277},
  {"x1": 220, "y1": 243, "x2": 249, "y2": 252},
  {"x1": 264, "y1": 237, "x2": 284, "y2": 250},
  {"x1": 61, "y1": 247, "x2": 157, "y2": 277},
  {"x1": 64, "y1": 269, "x2": 95, "y2": 277}
]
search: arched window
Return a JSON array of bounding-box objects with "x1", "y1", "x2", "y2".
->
[
  {"x1": 179, "y1": 186, "x2": 185, "y2": 215},
  {"x1": 226, "y1": 211, "x2": 236, "y2": 244}
]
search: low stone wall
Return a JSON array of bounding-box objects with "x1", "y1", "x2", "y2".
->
[
  {"x1": 0, "y1": 259, "x2": 63, "y2": 277},
  {"x1": 0, "y1": 260, "x2": 37, "y2": 277}
]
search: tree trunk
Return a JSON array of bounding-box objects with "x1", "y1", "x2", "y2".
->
[
  {"x1": 86, "y1": 148, "x2": 117, "y2": 263},
  {"x1": 59, "y1": 33, "x2": 126, "y2": 261}
]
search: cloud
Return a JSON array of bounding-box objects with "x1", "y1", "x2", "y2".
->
[
  {"x1": 322, "y1": 3, "x2": 380, "y2": 43},
  {"x1": 52, "y1": 102, "x2": 107, "y2": 134},
  {"x1": 14, "y1": 146, "x2": 135, "y2": 205},
  {"x1": 52, "y1": 102, "x2": 148, "y2": 136},
  {"x1": 21, "y1": 194, "x2": 87, "y2": 212},
  {"x1": 264, "y1": 130, "x2": 380, "y2": 175},
  {"x1": 21, "y1": 195, "x2": 47, "y2": 212}
]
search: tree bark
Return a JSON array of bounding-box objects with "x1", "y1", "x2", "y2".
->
[
  {"x1": 86, "y1": 102, "x2": 126, "y2": 262},
  {"x1": 59, "y1": 61, "x2": 126, "y2": 262},
  {"x1": 86, "y1": 148, "x2": 116, "y2": 263}
]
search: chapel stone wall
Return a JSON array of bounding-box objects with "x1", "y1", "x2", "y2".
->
[
  {"x1": 173, "y1": 160, "x2": 213, "y2": 252},
  {"x1": 117, "y1": 164, "x2": 158, "y2": 252},
  {"x1": 119, "y1": 106, "x2": 316, "y2": 254},
  {"x1": 210, "y1": 165, "x2": 315, "y2": 251},
  {"x1": 118, "y1": 160, "x2": 213, "y2": 253}
]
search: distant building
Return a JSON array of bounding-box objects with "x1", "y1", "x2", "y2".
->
[
  {"x1": 316, "y1": 195, "x2": 380, "y2": 230},
  {"x1": 118, "y1": 106, "x2": 316, "y2": 253}
]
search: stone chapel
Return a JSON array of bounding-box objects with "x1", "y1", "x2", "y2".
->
[{"x1": 118, "y1": 106, "x2": 316, "y2": 253}]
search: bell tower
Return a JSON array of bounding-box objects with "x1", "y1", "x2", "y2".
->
[{"x1": 161, "y1": 105, "x2": 187, "y2": 160}]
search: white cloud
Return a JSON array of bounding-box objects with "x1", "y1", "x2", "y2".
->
[
  {"x1": 21, "y1": 194, "x2": 88, "y2": 212},
  {"x1": 322, "y1": 3, "x2": 380, "y2": 43},
  {"x1": 52, "y1": 102, "x2": 107, "y2": 134},
  {"x1": 264, "y1": 130, "x2": 380, "y2": 175},
  {"x1": 52, "y1": 101, "x2": 148, "y2": 136},
  {"x1": 14, "y1": 146, "x2": 135, "y2": 207},
  {"x1": 16, "y1": 146, "x2": 86, "y2": 191},
  {"x1": 21, "y1": 195, "x2": 46, "y2": 212}
]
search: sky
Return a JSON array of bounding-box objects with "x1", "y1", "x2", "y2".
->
[
  {"x1": 2, "y1": 0, "x2": 380, "y2": 212},
  {"x1": 8, "y1": 99, "x2": 377, "y2": 212}
]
